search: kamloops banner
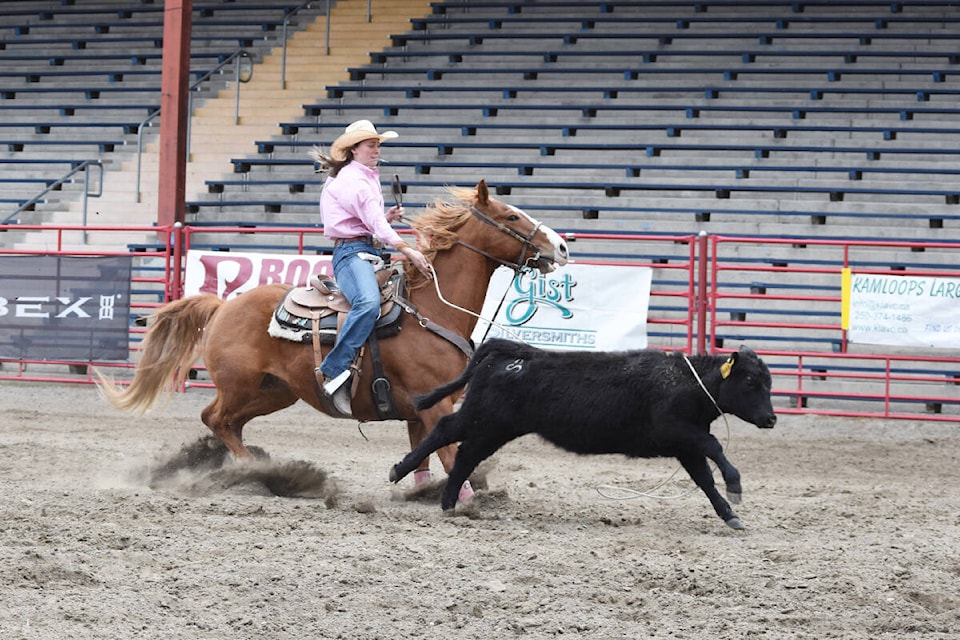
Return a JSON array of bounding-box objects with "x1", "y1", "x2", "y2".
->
[
  {"x1": 0, "y1": 255, "x2": 132, "y2": 361},
  {"x1": 184, "y1": 250, "x2": 333, "y2": 299},
  {"x1": 472, "y1": 264, "x2": 653, "y2": 351},
  {"x1": 842, "y1": 269, "x2": 960, "y2": 348}
]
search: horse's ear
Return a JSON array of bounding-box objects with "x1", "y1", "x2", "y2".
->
[{"x1": 476, "y1": 179, "x2": 489, "y2": 205}]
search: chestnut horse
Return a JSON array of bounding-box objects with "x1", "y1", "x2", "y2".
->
[{"x1": 98, "y1": 180, "x2": 569, "y2": 482}]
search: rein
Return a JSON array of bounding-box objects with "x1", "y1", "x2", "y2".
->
[
  {"x1": 425, "y1": 264, "x2": 525, "y2": 343},
  {"x1": 388, "y1": 201, "x2": 547, "y2": 360}
]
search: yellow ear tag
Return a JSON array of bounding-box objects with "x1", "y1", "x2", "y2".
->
[{"x1": 720, "y1": 357, "x2": 734, "y2": 379}]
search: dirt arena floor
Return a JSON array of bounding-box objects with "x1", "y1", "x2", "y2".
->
[{"x1": 1, "y1": 381, "x2": 958, "y2": 639}]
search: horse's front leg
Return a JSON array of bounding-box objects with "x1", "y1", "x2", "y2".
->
[
  {"x1": 405, "y1": 418, "x2": 436, "y2": 485},
  {"x1": 405, "y1": 418, "x2": 459, "y2": 482}
]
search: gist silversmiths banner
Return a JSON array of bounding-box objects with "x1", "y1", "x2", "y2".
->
[
  {"x1": 473, "y1": 264, "x2": 653, "y2": 351},
  {"x1": 0, "y1": 255, "x2": 132, "y2": 360}
]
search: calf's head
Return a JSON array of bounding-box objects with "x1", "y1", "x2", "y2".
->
[{"x1": 715, "y1": 347, "x2": 777, "y2": 429}]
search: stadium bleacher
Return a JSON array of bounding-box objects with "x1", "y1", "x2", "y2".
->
[{"x1": 0, "y1": 0, "x2": 307, "y2": 221}]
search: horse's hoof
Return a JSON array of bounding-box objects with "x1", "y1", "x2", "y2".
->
[
  {"x1": 725, "y1": 516, "x2": 745, "y2": 530},
  {"x1": 727, "y1": 490, "x2": 742, "y2": 505},
  {"x1": 388, "y1": 466, "x2": 400, "y2": 483}
]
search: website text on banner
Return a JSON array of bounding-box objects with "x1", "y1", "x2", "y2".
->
[{"x1": 473, "y1": 264, "x2": 653, "y2": 351}]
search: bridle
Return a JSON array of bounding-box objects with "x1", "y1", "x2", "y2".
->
[{"x1": 455, "y1": 205, "x2": 546, "y2": 273}]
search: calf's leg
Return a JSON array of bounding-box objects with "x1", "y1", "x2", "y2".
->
[
  {"x1": 699, "y1": 434, "x2": 742, "y2": 504},
  {"x1": 390, "y1": 414, "x2": 463, "y2": 484},
  {"x1": 441, "y1": 435, "x2": 509, "y2": 511},
  {"x1": 676, "y1": 453, "x2": 743, "y2": 530}
]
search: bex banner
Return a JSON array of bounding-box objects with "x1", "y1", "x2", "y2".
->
[{"x1": 0, "y1": 255, "x2": 132, "y2": 361}]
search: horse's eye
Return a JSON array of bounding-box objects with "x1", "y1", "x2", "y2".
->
[{"x1": 507, "y1": 214, "x2": 520, "y2": 222}]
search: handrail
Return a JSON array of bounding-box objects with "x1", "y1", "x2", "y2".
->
[
  {"x1": 1, "y1": 159, "x2": 102, "y2": 226},
  {"x1": 134, "y1": 108, "x2": 162, "y2": 203},
  {"x1": 135, "y1": 48, "x2": 250, "y2": 202},
  {"x1": 281, "y1": 0, "x2": 316, "y2": 88}
]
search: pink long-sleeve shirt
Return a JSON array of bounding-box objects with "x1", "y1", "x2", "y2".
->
[{"x1": 320, "y1": 161, "x2": 403, "y2": 248}]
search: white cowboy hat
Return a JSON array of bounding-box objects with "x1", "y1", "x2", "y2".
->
[{"x1": 329, "y1": 119, "x2": 398, "y2": 162}]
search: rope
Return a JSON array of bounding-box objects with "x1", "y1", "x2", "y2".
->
[{"x1": 426, "y1": 263, "x2": 524, "y2": 341}]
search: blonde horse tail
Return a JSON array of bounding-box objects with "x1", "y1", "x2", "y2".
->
[{"x1": 96, "y1": 295, "x2": 224, "y2": 414}]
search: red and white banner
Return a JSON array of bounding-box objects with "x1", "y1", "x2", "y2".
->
[{"x1": 184, "y1": 250, "x2": 333, "y2": 300}]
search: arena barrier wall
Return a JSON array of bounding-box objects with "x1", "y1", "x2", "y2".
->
[{"x1": 1, "y1": 223, "x2": 957, "y2": 421}]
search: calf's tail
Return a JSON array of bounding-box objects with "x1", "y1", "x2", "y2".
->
[
  {"x1": 414, "y1": 339, "x2": 514, "y2": 411},
  {"x1": 414, "y1": 359, "x2": 478, "y2": 411}
]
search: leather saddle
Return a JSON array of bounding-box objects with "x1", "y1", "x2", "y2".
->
[{"x1": 273, "y1": 269, "x2": 404, "y2": 344}]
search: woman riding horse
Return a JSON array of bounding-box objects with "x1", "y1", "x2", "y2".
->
[{"x1": 98, "y1": 180, "x2": 569, "y2": 494}]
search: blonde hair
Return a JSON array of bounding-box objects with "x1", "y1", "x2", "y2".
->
[{"x1": 309, "y1": 145, "x2": 350, "y2": 177}]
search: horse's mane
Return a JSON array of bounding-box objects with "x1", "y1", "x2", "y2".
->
[{"x1": 404, "y1": 186, "x2": 477, "y2": 290}]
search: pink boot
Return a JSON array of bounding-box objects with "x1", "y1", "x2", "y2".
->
[
  {"x1": 458, "y1": 480, "x2": 474, "y2": 503},
  {"x1": 413, "y1": 469, "x2": 432, "y2": 486}
]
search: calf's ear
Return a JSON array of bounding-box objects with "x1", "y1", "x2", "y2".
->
[{"x1": 720, "y1": 352, "x2": 739, "y2": 379}]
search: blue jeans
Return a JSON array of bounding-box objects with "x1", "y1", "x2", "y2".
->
[{"x1": 318, "y1": 240, "x2": 382, "y2": 380}]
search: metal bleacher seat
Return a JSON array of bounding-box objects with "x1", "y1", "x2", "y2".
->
[
  {"x1": 426, "y1": 0, "x2": 960, "y2": 16},
  {"x1": 306, "y1": 100, "x2": 960, "y2": 122},
  {"x1": 369, "y1": 47, "x2": 960, "y2": 66}
]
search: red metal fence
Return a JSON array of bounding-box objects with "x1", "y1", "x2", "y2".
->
[{"x1": 1, "y1": 223, "x2": 957, "y2": 421}]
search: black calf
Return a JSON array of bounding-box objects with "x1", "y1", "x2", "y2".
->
[{"x1": 390, "y1": 339, "x2": 776, "y2": 529}]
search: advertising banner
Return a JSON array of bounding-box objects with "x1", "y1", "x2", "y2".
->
[
  {"x1": 842, "y1": 269, "x2": 960, "y2": 348},
  {"x1": 472, "y1": 264, "x2": 653, "y2": 351},
  {"x1": 0, "y1": 255, "x2": 132, "y2": 361},
  {"x1": 184, "y1": 250, "x2": 334, "y2": 299}
]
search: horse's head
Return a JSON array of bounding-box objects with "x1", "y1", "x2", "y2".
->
[{"x1": 416, "y1": 180, "x2": 569, "y2": 276}]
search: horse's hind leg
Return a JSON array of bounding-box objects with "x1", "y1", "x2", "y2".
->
[{"x1": 201, "y1": 376, "x2": 298, "y2": 460}]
